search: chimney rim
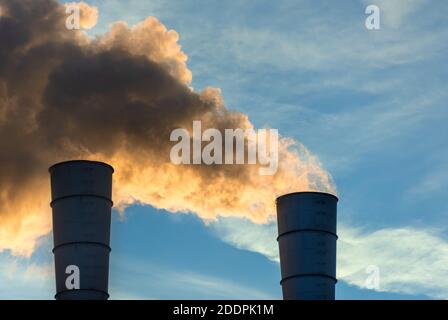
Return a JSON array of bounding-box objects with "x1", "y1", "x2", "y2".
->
[
  {"x1": 276, "y1": 191, "x2": 338, "y2": 203},
  {"x1": 48, "y1": 160, "x2": 114, "y2": 174}
]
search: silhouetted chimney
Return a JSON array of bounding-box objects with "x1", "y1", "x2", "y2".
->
[
  {"x1": 276, "y1": 192, "x2": 338, "y2": 300},
  {"x1": 49, "y1": 160, "x2": 114, "y2": 300}
]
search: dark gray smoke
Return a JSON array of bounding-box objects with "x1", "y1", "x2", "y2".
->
[{"x1": 0, "y1": 0, "x2": 335, "y2": 256}]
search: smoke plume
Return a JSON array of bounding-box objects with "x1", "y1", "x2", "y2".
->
[{"x1": 0, "y1": 0, "x2": 335, "y2": 256}]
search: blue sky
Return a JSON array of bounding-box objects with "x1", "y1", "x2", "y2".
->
[{"x1": 1, "y1": 0, "x2": 447, "y2": 299}]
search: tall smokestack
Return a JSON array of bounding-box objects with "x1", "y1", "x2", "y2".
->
[
  {"x1": 49, "y1": 160, "x2": 114, "y2": 300},
  {"x1": 276, "y1": 192, "x2": 338, "y2": 300}
]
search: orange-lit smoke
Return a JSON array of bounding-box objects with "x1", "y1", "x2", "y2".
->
[{"x1": 0, "y1": 0, "x2": 335, "y2": 256}]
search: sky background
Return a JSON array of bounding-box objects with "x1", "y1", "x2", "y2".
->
[{"x1": 1, "y1": 0, "x2": 447, "y2": 299}]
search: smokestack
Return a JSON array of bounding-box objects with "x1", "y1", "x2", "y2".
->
[
  {"x1": 276, "y1": 191, "x2": 338, "y2": 300},
  {"x1": 49, "y1": 160, "x2": 114, "y2": 300}
]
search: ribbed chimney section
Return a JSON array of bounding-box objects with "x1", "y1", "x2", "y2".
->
[
  {"x1": 276, "y1": 192, "x2": 338, "y2": 300},
  {"x1": 49, "y1": 160, "x2": 114, "y2": 300}
]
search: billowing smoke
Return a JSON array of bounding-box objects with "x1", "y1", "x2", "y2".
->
[{"x1": 0, "y1": 0, "x2": 335, "y2": 256}]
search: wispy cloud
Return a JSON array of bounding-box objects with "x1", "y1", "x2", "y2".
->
[
  {"x1": 211, "y1": 218, "x2": 279, "y2": 263},
  {"x1": 406, "y1": 160, "x2": 448, "y2": 199},
  {"x1": 361, "y1": 0, "x2": 428, "y2": 28},
  {"x1": 211, "y1": 217, "x2": 448, "y2": 299},
  {"x1": 219, "y1": 26, "x2": 443, "y2": 72},
  {"x1": 0, "y1": 245, "x2": 275, "y2": 299},
  {"x1": 110, "y1": 256, "x2": 277, "y2": 299},
  {"x1": 169, "y1": 271, "x2": 277, "y2": 299},
  {"x1": 0, "y1": 254, "x2": 54, "y2": 299},
  {"x1": 338, "y1": 225, "x2": 448, "y2": 298},
  {"x1": 169, "y1": 1, "x2": 447, "y2": 174},
  {"x1": 303, "y1": 90, "x2": 447, "y2": 171},
  {"x1": 197, "y1": 0, "x2": 445, "y2": 77}
]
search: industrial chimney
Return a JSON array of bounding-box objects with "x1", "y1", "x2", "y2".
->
[
  {"x1": 49, "y1": 160, "x2": 114, "y2": 300},
  {"x1": 276, "y1": 191, "x2": 338, "y2": 300}
]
